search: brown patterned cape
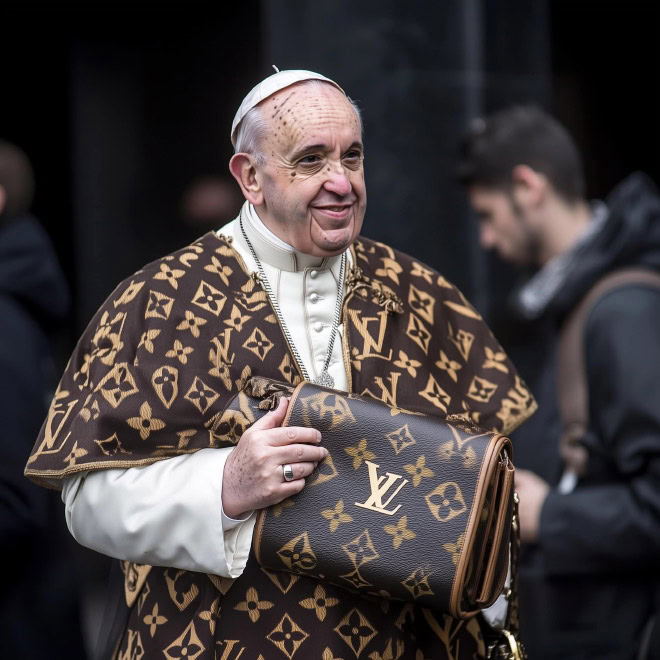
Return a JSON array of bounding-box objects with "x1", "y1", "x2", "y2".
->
[{"x1": 25, "y1": 231, "x2": 536, "y2": 659}]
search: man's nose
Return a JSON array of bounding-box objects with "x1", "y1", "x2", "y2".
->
[
  {"x1": 323, "y1": 164, "x2": 352, "y2": 197},
  {"x1": 479, "y1": 224, "x2": 496, "y2": 250}
]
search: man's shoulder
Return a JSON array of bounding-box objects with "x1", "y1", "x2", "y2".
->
[
  {"x1": 587, "y1": 275, "x2": 660, "y2": 326},
  {"x1": 577, "y1": 267, "x2": 660, "y2": 321},
  {"x1": 356, "y1": 235, "x2": 426, "y2": 268},
  {"x1": 355, "y1": 235, "x2": 457, "y2": 292},
  {"x1": 135, "y1": 231, "x2": 226, "y2": 279},
  {"x1": 82, "y1": 231, "x2": 235, "y2": 335},
  {"x1": 107, "y1": 232, "x2": 229, "y2": 298}
]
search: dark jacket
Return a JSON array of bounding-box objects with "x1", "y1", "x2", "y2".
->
[
  {"x1": 507, "y1": 174, "x2": 660, "y2": 659},
  {"x1": 0, "y1": 217, "x2": 86, "y2": 657}
]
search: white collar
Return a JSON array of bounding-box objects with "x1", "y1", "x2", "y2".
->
[{"x1": 234, "y1": 201, "x2": 342, "y2": 273}]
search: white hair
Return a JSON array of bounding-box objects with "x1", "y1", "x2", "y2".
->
[
  {"x1": 233, "y1": 105, "x2": 268, "y2": 164},
  {"x1": 233, "y1": 79, "x2": 363, "y2": 163}
]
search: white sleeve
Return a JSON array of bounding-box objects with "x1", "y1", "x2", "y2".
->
[{"x1": 61, "y1": 447, "x2": 256, "y2": 578}]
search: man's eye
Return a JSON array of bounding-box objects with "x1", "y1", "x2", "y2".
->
[
  {"x1": 343, "y1": 151, "x2": 362, "y2": 160},
  {"x1": 299, "y1": 155, "x2": 321, "y2": 165}
]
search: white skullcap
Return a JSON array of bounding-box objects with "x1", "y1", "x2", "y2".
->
[{"x1": 231, "y1": 68, "x2": 345, "y2": 144}]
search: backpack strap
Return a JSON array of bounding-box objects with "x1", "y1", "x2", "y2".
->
[{"x1": 557, "y1": 268, "x2": 660, "y2": 477}]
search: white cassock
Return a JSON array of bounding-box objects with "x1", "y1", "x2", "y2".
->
[{"x1": 61, "y1": 202, "x2": 350, "y2": 578}]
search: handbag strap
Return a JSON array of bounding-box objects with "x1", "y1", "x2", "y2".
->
[
  {"x1": 486, "y1": 493, "x2": 526, "y2": 660},
  {"x1": 557, "y1": 268, "x2": 660, "y2": 474}
]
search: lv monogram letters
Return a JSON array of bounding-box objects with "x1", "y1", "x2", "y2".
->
[
  {"x1": 355, "y1": 460, "x2": 409, "y2": 516},
  {"x1": 349, "y1": 309, "x2": 393, "y2": 363}
]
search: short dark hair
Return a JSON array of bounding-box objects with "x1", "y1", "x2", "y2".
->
[
  {"x1": 0, "y1": 140, "x2": 35, "y2": 219},
  {"x1": 457, "y1": 106, "x2": 585, "y2": 203}
]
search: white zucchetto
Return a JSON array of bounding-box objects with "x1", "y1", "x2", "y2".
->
[{"x1": 231, "y1": 69, "x2": 344, "y2": 144}]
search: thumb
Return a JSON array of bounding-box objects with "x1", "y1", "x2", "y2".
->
[{"x1": 250, "y1": 396, "x2": 289, "y2": 431}]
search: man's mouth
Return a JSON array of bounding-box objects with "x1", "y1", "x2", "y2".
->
[{"x1": 312, "y1": 203, "x2": 353, "y2": 220}]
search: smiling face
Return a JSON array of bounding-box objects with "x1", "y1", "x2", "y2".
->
[{"x1": 247, "y1": 83, "x2": 366, "y2": 256}]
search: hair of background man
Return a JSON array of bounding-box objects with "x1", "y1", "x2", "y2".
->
[
  {"x1": 233, "y1": 79, "x2": 363, "y2": 164},
  {"x1": 0, "y1": 140, "x2": 35, "y2": 220},
  {"x1": 456, "y1": 105, "x2": 585, "y2": 204}
]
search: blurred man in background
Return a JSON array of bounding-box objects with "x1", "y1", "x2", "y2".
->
[
  {"x1": 458, "y1": 106, "x2": 660, "y2": 659},
  {"x1": 167, "y1": 174, "x2": 244, "y2": 252},
  {"x1": 0, "y1": 140, "x2": 86, "y2": 657},
  {"x1": 179, "y1": 175, "x2": 243, "y2": 233}
]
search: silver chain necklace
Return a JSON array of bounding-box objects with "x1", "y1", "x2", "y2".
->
[{"x1": 239, "y1": 210, "x2": 346, "y2": 388}]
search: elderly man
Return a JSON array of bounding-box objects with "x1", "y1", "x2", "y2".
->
[{"x1": 26, "y1": 71, "x2": 536, "y2": 659}]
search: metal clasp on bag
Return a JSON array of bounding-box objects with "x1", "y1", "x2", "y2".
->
[
  {"x1": 487, "y1": 629, "x2": 525, "y2": 660},
  {"x1": 501, "y1": 630, "x2": 523, "y2": 660}
]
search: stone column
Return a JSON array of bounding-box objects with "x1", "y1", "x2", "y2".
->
[{"x1": 262, "y1": 0, "x2": 550, "y2": 312}]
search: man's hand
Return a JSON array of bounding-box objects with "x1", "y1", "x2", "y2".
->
[
  {"x1": 515, "y1": 469, "x2": 550, "y2": 543},
  {"x1": 221, "y1": 397, "x2": 328, "y2": 519}
]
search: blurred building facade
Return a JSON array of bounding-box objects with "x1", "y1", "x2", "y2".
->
[{"x1": 2, "y1": 1, "x2": 657, "y2": 333}]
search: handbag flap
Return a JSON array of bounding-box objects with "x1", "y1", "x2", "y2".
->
[{"x1": 253, "y1": 381, "x2": 513, "y2": 618}]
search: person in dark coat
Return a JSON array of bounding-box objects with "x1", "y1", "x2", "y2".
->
[
  {"x1": 0, "y1": 140, "x2": 87, "y2": 658},
  {"x1": 457, "y1": 107, "x2": 660, "y2": 660}
]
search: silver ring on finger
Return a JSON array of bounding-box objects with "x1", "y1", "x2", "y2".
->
[{"x1": 282, "y1": 463, "x2": 295, "y2": 482}]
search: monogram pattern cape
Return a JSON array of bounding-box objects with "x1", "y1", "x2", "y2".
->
[{"x1": 25, "y1": 231, "x2": 536, "y2": 659}]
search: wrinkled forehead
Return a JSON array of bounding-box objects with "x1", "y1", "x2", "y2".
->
[{"x1": 259, "y1": 83, "x2": 361, "y2": 152}]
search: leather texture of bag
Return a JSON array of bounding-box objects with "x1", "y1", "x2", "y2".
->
[{"x1": 221, "y1": 377, "x2": 515, "y2": 619}]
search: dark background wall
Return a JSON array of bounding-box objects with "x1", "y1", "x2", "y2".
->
[
  {"x1": 552, "y1": 2, "x2": 660, "y2": 196},
  {"x1": 263, "y1": 0, "x2": 552, "y2": 315},
  {"x1": 1, "y1": 0, "x2": 658, "y2": 333}
]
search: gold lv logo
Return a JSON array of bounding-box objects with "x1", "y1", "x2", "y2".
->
[
  {"x1": 215, "y1": 640, "x2": 247, "y2": 660},
  {"x1": 361, "y1": 371, "x2": 400, "y2": 408},
  {"x1": 27, "y1": 388, "x2": 77, "y2": 464},
  {"x1": 348, "y1": 309, "x2": 393, "y2": 362},
  {"x1": 44, "y1": 395, "x2": 77, "y2": 449},
  {"x1": 355, "y1": 461, "x2": 408, "y2": 516},
  {"x1": 209, "y1": 329, "x2": 235, "y2": 390}
]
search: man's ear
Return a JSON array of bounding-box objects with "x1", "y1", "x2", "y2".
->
[
  {"x1": 229, "y1": 153, "x2": 264, "y2": 206},
  {"x1": 0, "y1": 186, "x2": 6, "y2": 216},
  {"x1": 511, "y1": 164, "x2": 547, "y2": 209}
]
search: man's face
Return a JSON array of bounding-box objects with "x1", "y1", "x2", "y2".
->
[
  {"x1": 468, "y1": 185, "x2": 539, "y2": 267},
  {"x1": 253, "y1": 84, "x2": 366, "y2": 256}
]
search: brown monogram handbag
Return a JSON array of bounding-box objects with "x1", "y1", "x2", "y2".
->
[{"x1": 218, "y1": 377, "x2": 515, "y2": 620}]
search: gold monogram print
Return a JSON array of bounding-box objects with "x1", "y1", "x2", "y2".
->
[
  {"x1": 276, "y1": 532, "x2": 317, "y2": 572},
  {"x1": 321, "y1": 500, "x2": 353, "y2": 533},
  {"x1": 25, "y1": 232, "x2": 536, "y2": 659},
  {"x1": 386, "y1": 424, "x2": 416, "y2": 455},
  {"x1": 425, "y1": 482, "x2": 468, "y2": 522},
  {"x1": 300, "y1": 391, "x2": 357, "y2": 430},
  {"x1": 401, "y1": 566, "x2": 435, "y2": 599}
]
